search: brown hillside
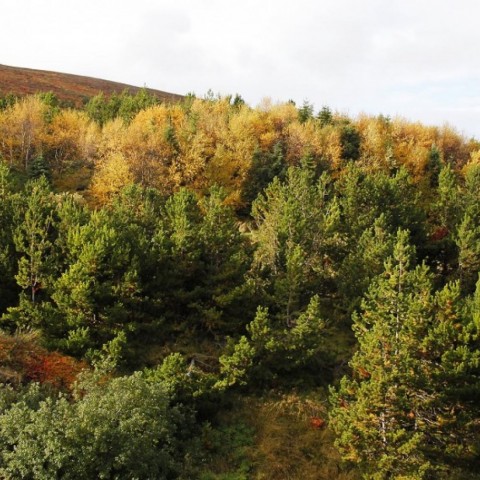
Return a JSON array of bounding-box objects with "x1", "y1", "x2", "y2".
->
[{"x1": 0, "y1": 64, "x2": 183, "y2": 106}]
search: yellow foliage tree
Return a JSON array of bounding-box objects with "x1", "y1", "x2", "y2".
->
[
  {"x1": 44, "y1": 109, "x2": 98, "y2": 173},
  {"x1": 0, "y1": 96, "x2": 47, "y2": 170},
  {"x1": 90, "y1": 152, "x2": 134, "y2": 204}
]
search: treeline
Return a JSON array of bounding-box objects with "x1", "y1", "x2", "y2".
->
[
  {"x1": 0, "y1": 92, "x2": 480, "y2": 478},
  {"x1": 0, "y1": 91, "x2": 477, "y2": 207}
]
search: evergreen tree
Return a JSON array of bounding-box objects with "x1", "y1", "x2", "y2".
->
[
  {"x1": 85, "y1": 93, "x2": 109, "y2": 126},
  {"x1": 420, "y1": 281, "x2": 480, "y2": 476},
  {"x1": 337, "y1": 165, "x2": 425, "y2": 253},
  {"x1": 426, "y1": 163, "x2": 459, "y2": 278},
  {"x1": 340, "y1": 123, "x2": 361, "y2": 161},
  {"x1": 50, "y1": 210, "x2": 142, "y2": 356},
  {"x1": 0, "y1": 164, "x2": 17, "y2": 314},
  {"x1": 216, "y1": 294, "x2": 326, "y2": 388},
  {"x1": 1, "y1": 177, "x2": 60, "y2": 331},
  {"x1": 251, "y1": 166, "x2": 342, "y2": 322},
  {"x1": 435, "y1": 163, "x2": 459, "y2": 233},
  {"x1": 317, "y1": 105, "x2": 333, "y2": 126},
  {"x1": 462, "y1": 161, "x2": 480, "y2": 219},
  {"x1": 298, "y1": 100, "x2": 314, "y2": 123},
  {"x1": 330, "y1": 231, "x2": 480, "y2": 478},
  {"x1": 456, "y1": 213, "x2": 480, "y2": 294},
  {"x1": 331, "y1": 231, "x2": 433, "y2": 478},
  {"x1": 37, "y1": 91, "x2": 60, "y2": 123},
  {"x1": 153, "y1": 187, "x2": 250, "y2": 336},
  {"x1": 426, "y1": 144, "x2": 442, "y2": 187},
  {"x1": 241, "y1": 141, "x2": 287, "y2": 212},
  {"x1": 197, "y1": 186, "x2": 251, "y2": 333},
  {"x1": 153, "y1": 188, "x2": 203, "y2": 333},
  {"x1": 27, "y1": 154, "x2": 51, "y2": 181},
  {"x1": 11, "y1": 177, "x2": 57, "y2": 306},
  {"x1": 455, "y1": 162, "x2": 480, "y2": 293},
  {"x1": 54, "y1": 193, "x2": 90, "y2": 265},
  {"x1": 337, "y1": 214, "x2": 395, "y2": 312}
]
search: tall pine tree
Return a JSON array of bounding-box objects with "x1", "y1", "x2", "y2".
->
[{"x1": 330, "y1": 230, "x2": 480, "y2": 478}]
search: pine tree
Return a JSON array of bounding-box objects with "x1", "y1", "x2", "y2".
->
[
  {"x1": 317, "y1": 106, "x2": 333, "y2": 126},
  {"x1": 298, "y1": 100, "x2": 314, "y2": 123},
  {"x1": 330, "y1": 231, "x2": 434, "y2": 478},
  {"x1": 336, "y1": 165, "x2": 425, "y2": 249},
  {"x1": 152, "y1": 188, "x2": 203, "y2": 334},
  {"x1": 434, "y1": 163, "x2": 459, "y2": 233},
  {"x1": 426, "y1": 163, "x2": 459, "y2": 279},
  {"x1": 426, "y1": 144, "x2": 442, "y2": 187},
  {"x1": 330, "y1": 231, "x2": 480, "y2": 478},
  {"x1": 153, "y1": 187, "x2": 250, "y2": 336},
  {"x1": 50, "y1": 210, "x2": 141, "y2": 355},
  {"x1": 12, "y1": 177, "x2": 57, "y2": 305},
  {"x1": 251, "y1": 166, "x2": 342, "y2": 321},
  {"x1": 456, "y1": 213, "x2": 480, "y2": 294},
  {"x1": 340, "y1": 123, "x2": 361, "y2": 161},
  {"x1": 0, "y1": 163, "x2": 17, "y2": 314},
  {"x1": 197, "y1": 186, "x2": 251, "y2": 333},
  {"x1": 27, "y1": 154, "x2": 51, "y2": 181},
  {"x1": 240, "y1": 141, "x2": 287, "y2": 211},
  {"x1": 338, "y1": 214, "x2": 395, "y2": 312},
  {"x1": 216, "y1": 294, "x2": 326, "y2": 388},
  {"x1": 419, "y1": 281, "x2": 480, "y2": 476},
  {"x1": 456, "y1": 162, "x2": 480, "y2": 293}
]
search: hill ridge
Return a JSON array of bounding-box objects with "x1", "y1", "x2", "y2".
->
[{"x1": 0, "y1": 64, "x2": 183, "y2": 106}]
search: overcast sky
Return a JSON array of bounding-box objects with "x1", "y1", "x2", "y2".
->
[{"x1": 2, "y1": 0, "x2": 480, "y2": 137}]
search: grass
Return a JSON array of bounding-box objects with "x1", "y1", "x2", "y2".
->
[{"x1": 197, "y1": 390, "x2": 359, "y2": 480}]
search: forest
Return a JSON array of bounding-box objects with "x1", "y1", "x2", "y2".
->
[{"x1": 0, "y1": 89, "x2": 479, "y2": 479}]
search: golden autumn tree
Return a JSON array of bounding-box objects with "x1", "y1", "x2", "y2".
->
[
  {"x1": 44, "y1": 109, "x2": 98, "y2": 174},
  {"x1": 122, "y1": 104, "x2": 183, "y2": 193},
  {"x1": 390, "y1": 119, "x2": 437, "y2": 180},
  {"x1": 0, "y1": 96, "x2": 47, "y2": 170},
  {"x1": 90, "y1": 152, "x2": 134, "y2": 204}
]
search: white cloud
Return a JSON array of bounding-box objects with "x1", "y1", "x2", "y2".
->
[{"x1": 1, "y1": 0, "x2": 479, "y2": 136}]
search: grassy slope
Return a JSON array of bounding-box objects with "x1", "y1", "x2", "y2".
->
[
  {"x1": 0, "y1": 64, "x2": 183, "y2": 106},
  {"x1": 197, "y1": 392, "x2": 359, "y2": 480}
]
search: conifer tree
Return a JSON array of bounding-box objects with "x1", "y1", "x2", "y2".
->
[
  {"x1": 462, "y1": 161, "x2": 480, "y2": 218},
  {"x1": 330, "y1": 231, "x2": 480, "y2": 478},
  {"x1": 251, "y1": 166, "x2": 342, "y2": 321},
  {"x1": 420, "y1": 281, "x2": 480, "y2": 476},
  {"x1": 330, "y1": 231, "x2": 434, "y2": 478},
  {"x1": 427, "y1": 163, "x2": 460, "y2": 278},
  {"x1": 0, "y1": 164, "x2": 17, "y2": 314},
  {"x1": 152, "y1": 188, "x2": 203, "y2": 333},
  {"x1": 27, "y1": 154, "x2": 51, "y2": 181},
  {"x1": 12, "y1": 177, "x2": 57, "y2": 305},
  {"x1": 456, "y1": 213, "x2": 480, "y2": 294},
  {"x1": 456, "y1": 162, "x2": 480, "y2": 293},
  {"x1": 240, "y1": 141, "x2": 287, "y2": 211},
  {"x1": 197, "y1": 186, "x2": 251, "y2": 332},
  {"x1": 50, "y1": 210, "x2": 141, "y2": 355},
  {"x1": 435, "y1": 163, "x2": 459, "y2": 233},
  {"x1": 216, "y1": 294, "x2": 326, "y2": 388},
  {"x1": 426, "y1": 144, "x2": 442, "y2": 187},
  {"x1": 153, "y1": 187, "x2": 250, "y2": 336},
  {"x1": 338, "y1": 214, "x2": 395, "y2": 312},
  {"x1": 336, "y1": 165, "x2": 424, "y2": 250}
]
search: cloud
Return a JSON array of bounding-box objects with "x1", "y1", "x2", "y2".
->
[{"x1": 1, "y1": 0, "x2": 479, "y2": 136}]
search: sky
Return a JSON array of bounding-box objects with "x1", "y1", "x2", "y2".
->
[{"x1": 2, "y1": 0, "x2": 480, "y2": 138}]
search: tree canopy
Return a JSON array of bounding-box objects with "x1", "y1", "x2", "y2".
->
[{"x1": 0, "y1": 91, "x2": 479, "y2": 478}]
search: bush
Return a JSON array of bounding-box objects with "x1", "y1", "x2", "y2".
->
[{"x1": 0, "y1": 371, "x2": 186, "y2": 479}]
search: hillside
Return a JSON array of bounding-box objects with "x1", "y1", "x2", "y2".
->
[
  {"x1": 0, "y1": 87, "x2": 479, "y2": 478},
  {"x1": 0, "y1": 64, "x2": 183, "y2": 106}
]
